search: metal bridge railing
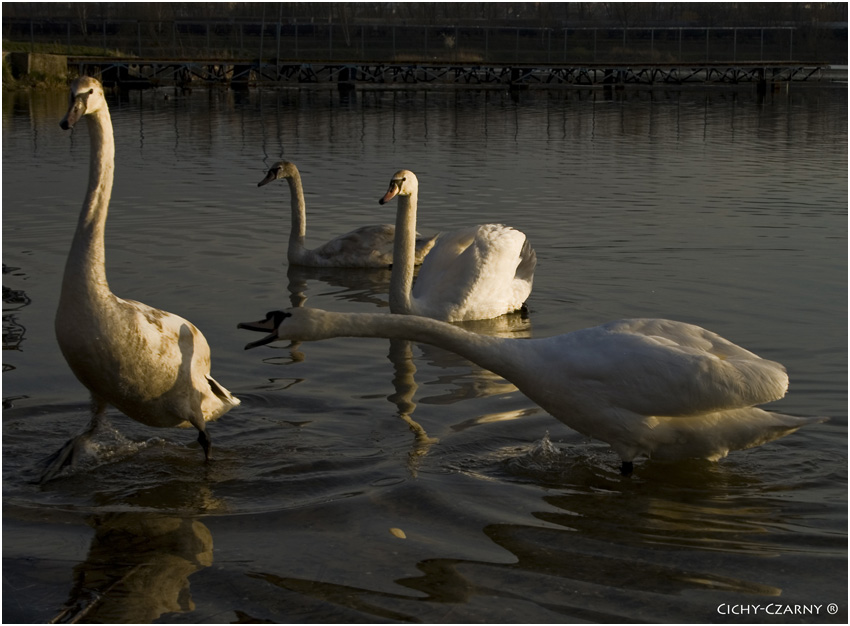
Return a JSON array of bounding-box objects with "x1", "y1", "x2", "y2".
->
[{"x1": 3, "y1": 19, "x2": 817, "y2": 65}]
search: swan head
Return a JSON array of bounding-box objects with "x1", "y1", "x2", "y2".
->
[
  {"x1": 239, "y1": 308, "x2": 337, "y2": 349},
  {"x1": 379, "y1": 169, "x2": 418, "y2": 205},
  {"x1": 60, "y1": 76, "x2": 106, "y2": 130},
  {"x1": 258, "y1": 161, "x2": 299, "y2": 187}
]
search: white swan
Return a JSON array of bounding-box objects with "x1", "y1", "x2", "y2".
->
[
  {"x1": 239, "y1": 308, "x2": 823, "y2": 474},
  {"x1": 378, "y1": 169, "x2": 536, "y2": 322},
  {"x1": 259, "y1": 161, "x2": 436, "y2": 268},
  {"x1": 43, "y1": 77, "x2": 239, "y2": 481}
]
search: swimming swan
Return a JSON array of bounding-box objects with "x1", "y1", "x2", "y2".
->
[
  {"x1": 43, "y1": 77, "x2": 240, "y2": 481},
  {"x1": 239, "y1": 308, "x2": 823, "y2": 474},
  {"x1": 259, "y1": 161, "x2": 436, "y2": 268},
  {"x1": 379, "y1": 170, "x2": 536, "y2": 322}
]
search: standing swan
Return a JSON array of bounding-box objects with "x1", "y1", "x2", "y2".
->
[
  {"x1": 239, "y1": 308, "x2": 823, "y2": 474},
  {"x1": 259, "y1": 161, "x2": 436, "y2": 268},
  {"x1": 43, "y1": 77, "x2": 239, "y2": 481},
  {"x1": 379, "y1": 170, "x2": 536, "y2": 322}
]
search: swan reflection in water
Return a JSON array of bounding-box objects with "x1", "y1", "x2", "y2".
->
[
  {"x1": 49, "y1": 483, "x2": 220, "y2": 624},
  {"x1": 387, "y1": 339, "x2": 439, "y2": 474},
  {"x1": 50, "y1": 513, "x2": 213, "y2": 624},
  {"x1": 280, "y1": 265, "x2": 537, "y2": 471},
  {"x1": 246, "y1": 462, "x2": 787, "y2": 623},
  {"x1": 3, "y1": 264, "x2": 32, "y2": 371},
  {"x1": 285, "y1": 264, "x2": 393, "y2": 310}
]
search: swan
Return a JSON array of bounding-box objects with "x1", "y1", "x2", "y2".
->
[
  {"x1": 378, "y1": 169, "x2": 536, "y2": 322},
  {"x1": 239, "y1": 308, "x2": 824, "y2": 474},
  {"x1": 259, "y1": 161, "x2": 437, "y2": 268},
  {"x1": 42, "y1": 76, "x2": 239, "y2": 481}
]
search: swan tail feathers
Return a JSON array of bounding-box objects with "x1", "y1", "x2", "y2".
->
[
  {"x1": 515, "y1": 236, "x2": 537, "y2": 284},
  {"x1": 205, "y1": 375, "x2": 241, "y2": 420},
  {"x1": 510, "y1": 235, "x2": 537, "y2": 309}
]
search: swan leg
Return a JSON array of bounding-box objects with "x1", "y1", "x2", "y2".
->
[
  {"x1": 197, "y1": 427, "x2": 212, "y2": 462},
  {"x1": 620, "y1": 461, "x2": 634, "y2": 476},
  {"x1": 39, "y1": 397, "x2": 108, "y2": 483}
]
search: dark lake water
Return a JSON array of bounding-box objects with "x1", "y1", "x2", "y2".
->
[{"x1": 3, "y1": 82, "x2": 847, "y2": 623}]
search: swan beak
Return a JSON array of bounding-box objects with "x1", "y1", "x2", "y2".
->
[
  {"x1": 237, "y1": 319, "x2": 276, "y2": 333},
  {"x1": 60, "y1": 90, "x2": 91, "y2": 130},
  {"x1": 243, "y1": 332, "x2": 279, "y2": 350},
  {"x1": 238, "y1": 311, "x2": 291, "y2": 349},
  {"x1": 379, "y1": 182, "x2": 400, "y2": 205},
  {"x1": 257, "y1": 170, "x2": 277, "y2": 187}
]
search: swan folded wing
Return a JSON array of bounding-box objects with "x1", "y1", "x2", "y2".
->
[
  {"x1": 413, "y1": 226, "x2": 478, "y2": 283},
  {"x1": 471, "y1": 225, "x2": 536, "y2": 300},
  {"x1": 412, "y1": 224, "x2": 532, "y2": 320},
  {"x1": 413, "y1": 232, "x2": 439, "y2": 263},
  {"x1": 601, "y1": 318, "x2": 767, "y2": 361},
  {"x1": 311, "y1": 224, "x2": 397, "y2": 266},
  {"x1": 111, "y1": 298, "x2": 235, "y2": 425},
  {"x1": 309, "y1": 224, "x2": 434, "y2": 267},
  {"x1": 514, "y1": 236, "x2": 537, "y2": 286},
  {"x1": 555, "y1": 322, "x2": 789, "y2": 419},
  {"x1": 114, "y1": 298, "x2": 192, "y2": 370}
]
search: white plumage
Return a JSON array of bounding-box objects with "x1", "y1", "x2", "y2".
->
[
  {"x1": 259, "y1": 161, "x2": 436, "y2": 268},
  {"x1": 379, "y1": 170, "x2": 536, "y2": 322},
  {"x1": 239, "y1": 308, "x2": 823, "y2": 473},
  {"x1": 43, "y1": 77, "x2": 239, "y2": 481}
]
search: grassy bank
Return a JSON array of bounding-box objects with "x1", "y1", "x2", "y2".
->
[
  {"x1": 3, "y1": 40, "x2": 126, "y2": 57},
  {"x1": 2, "y1": 40, "x2": 129, "y2": 89}
]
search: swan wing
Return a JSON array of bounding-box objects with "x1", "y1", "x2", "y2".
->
[
  {"x1": 412, "y1": 224, "x2": 535, "y2": 321},
  {"x1": 308, "y1": 224, "x2": 396, "y2": 267},
  {"x1": 412, "y1": 232, "x2": 439, "y2": 264},
  {"x1": 308, "y1": 224, "x2": 436, "y2": 267},
  {"x1": 120, "y1": 297, "x2": 240, "y2": 421},
  {"x1": 544, "y1": 319, "x2": 788, "y2": 419},
  {"x1": 78, "y1": 297, "x2": 240, "y2": 425}
]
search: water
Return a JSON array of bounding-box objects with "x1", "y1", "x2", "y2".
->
[{"x1": 3, "y1": 83, "x2": 846, "y2": 623}]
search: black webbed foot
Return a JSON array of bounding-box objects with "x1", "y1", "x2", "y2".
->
[{"x1": 39, "y1": 435, "x2": 91, "y2": 483}]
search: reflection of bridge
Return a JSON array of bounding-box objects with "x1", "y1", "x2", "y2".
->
[{"x1": 69, "y1": 57, "x2": 828, "y2": 89}]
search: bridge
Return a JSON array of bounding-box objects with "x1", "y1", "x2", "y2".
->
[{"x1": 68, "y1": 57, "x2": 828, "y2": 89}]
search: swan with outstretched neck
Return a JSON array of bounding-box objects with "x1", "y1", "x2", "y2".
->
[
  {"x1": 379, "y1": 170, "x2": 536, "y2": 322},
  {"x1": 239, "y1": 307, "x2": 823, "y2": 474},
  {"x1": 43, "y1": 77, "x2": 239, "y2": 481},
  {"x1": 259, "y1": 161, "x2": 436, "y2": 268}
]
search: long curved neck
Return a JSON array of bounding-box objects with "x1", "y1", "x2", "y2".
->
[
  {"x1": 315, "y1": 311, "x2": 513, "y2": 379},
  {"x1": 285, "y1": 171, "x2": 307, "y2": 262},
  {"x1": 61, "y1": 107, "x2": 115, "y2": 305},
  {"x1": 389, "y1": 191, "x2": 417, "y2": 314}
]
